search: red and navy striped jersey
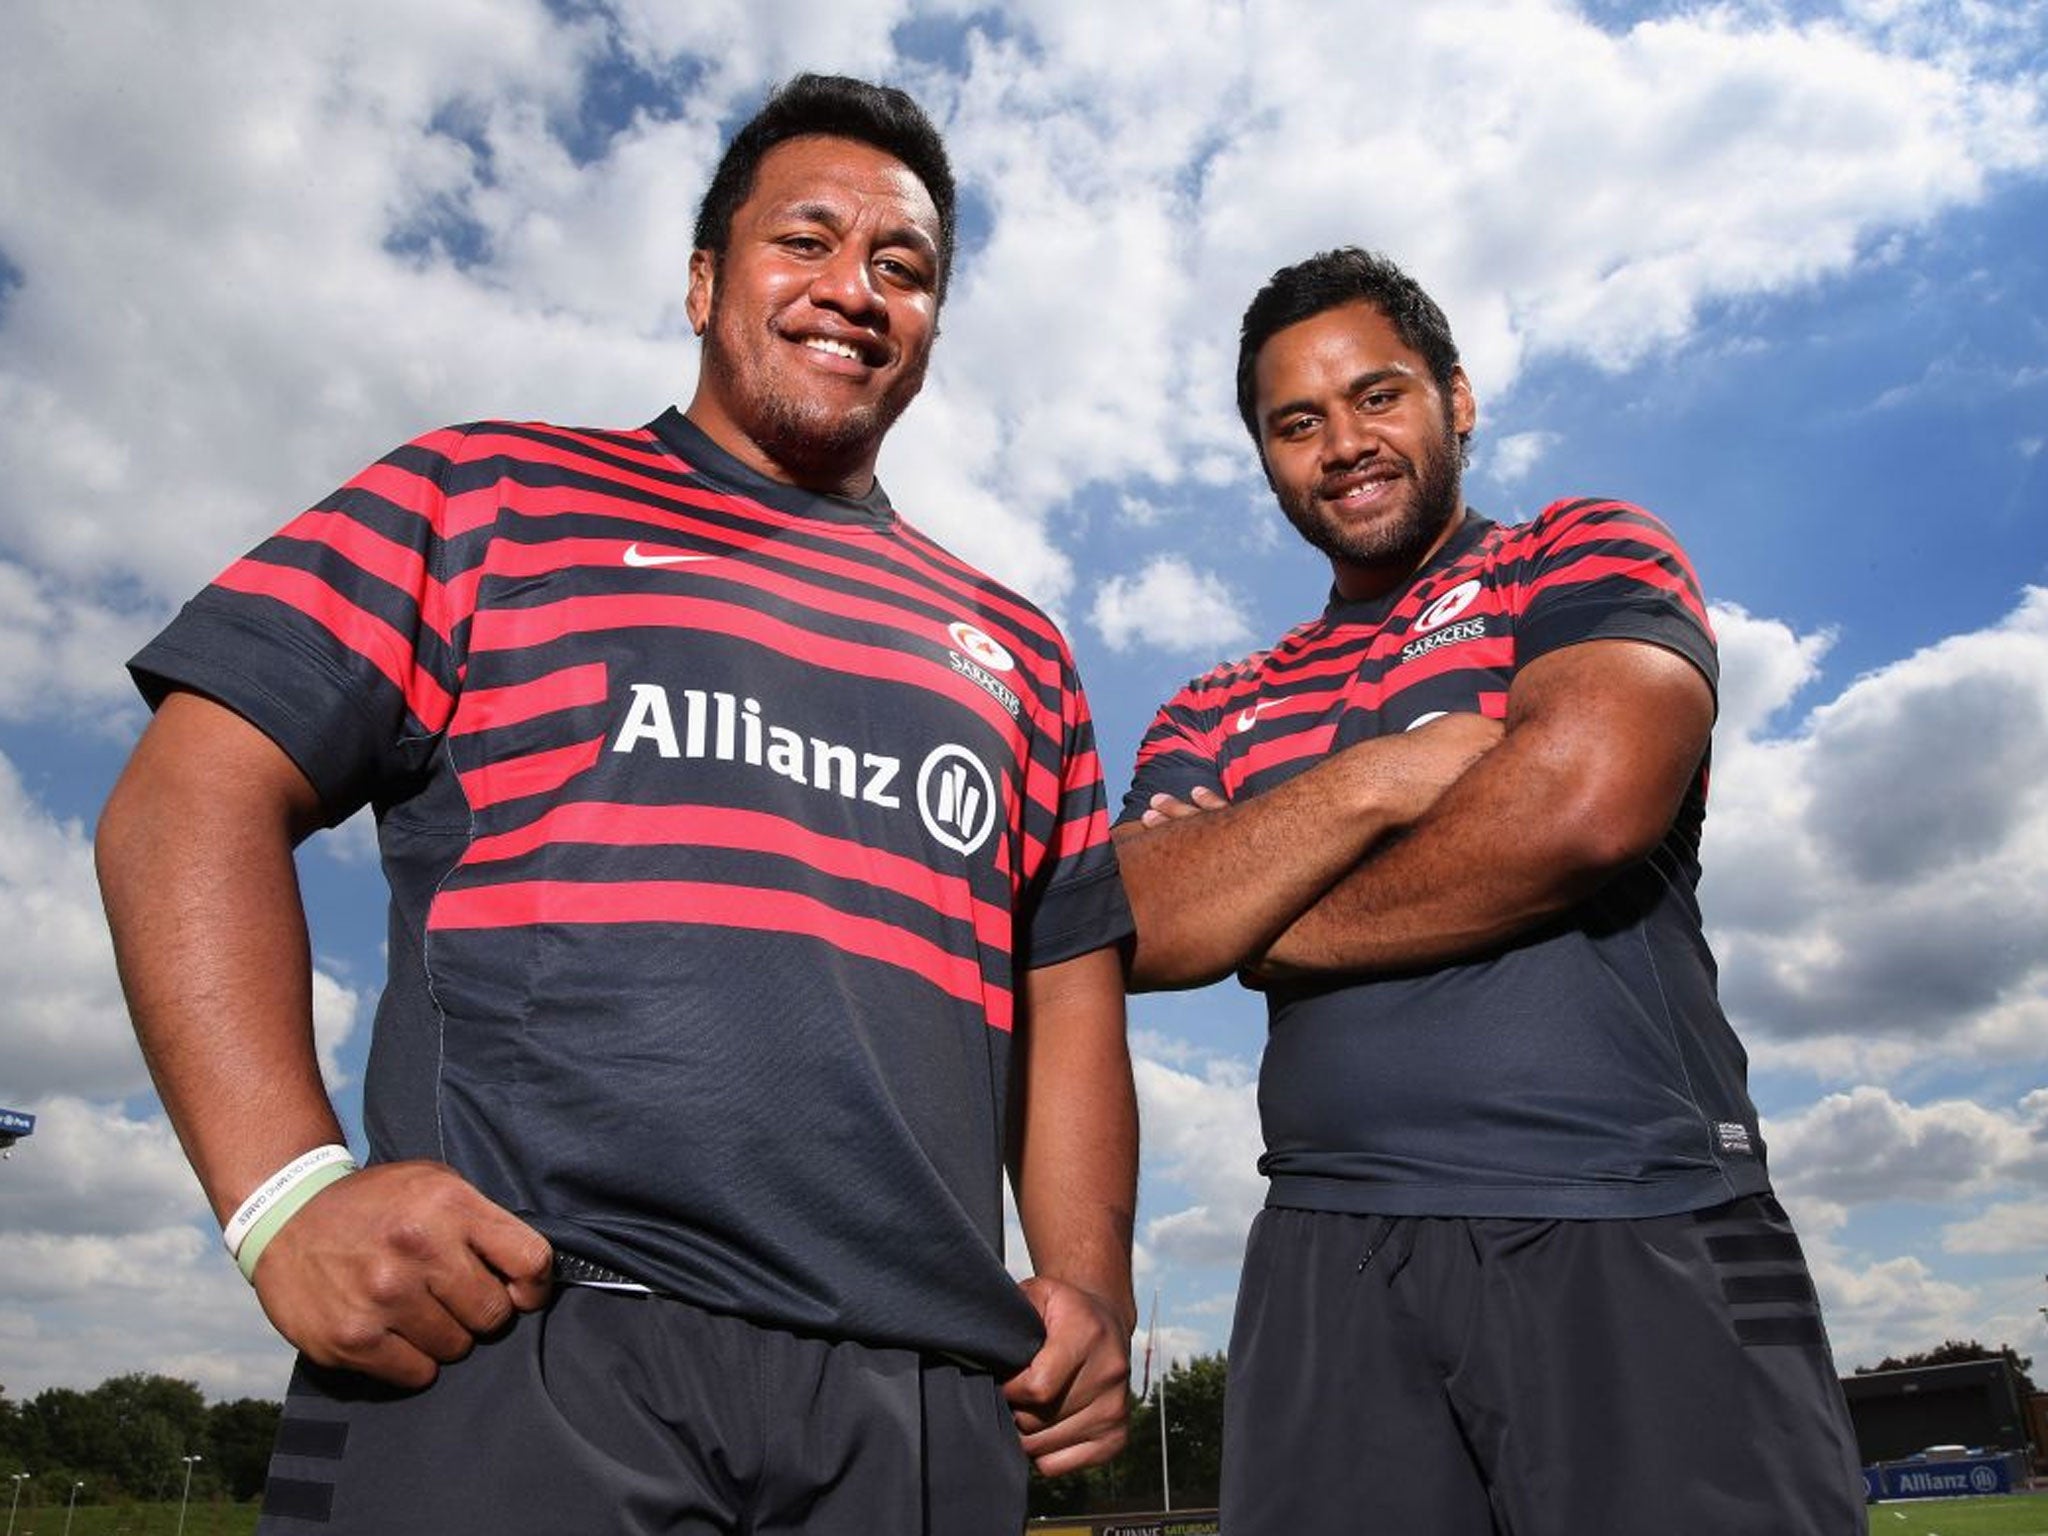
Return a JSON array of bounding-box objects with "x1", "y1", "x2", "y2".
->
[
  {"x1": 1124, "y1": 500, "x2": 1771, "y2": 1220},
  {"x1": 131, "y1": 409, "x2": 1131, "y2": 1371}
]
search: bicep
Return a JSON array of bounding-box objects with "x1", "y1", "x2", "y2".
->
[
  {"x1": 1503, "y1": 638, "x2": 1713, "y2": 866},
  {"x1": 103, "y1": 689, "x2": 327, "y2": 861}
]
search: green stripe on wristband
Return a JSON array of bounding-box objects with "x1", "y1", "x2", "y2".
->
[{"x1": 235, "y1": 1161, "x2": 356, "y2": 1282}]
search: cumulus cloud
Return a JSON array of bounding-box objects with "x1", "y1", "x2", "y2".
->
[
  {"x1": 0, "y1": 747, "x2": 365, "y2": 1103},
  {"x1": 1703, "y1": 588, "x2": 2048, "y2": 1066},
  {"x1": 4, "y1": 0, "x2": 2045, "y2": 1394},
  {"x1": 1766, "y1": 1086, "x2": 2048, "y2": 1210},
  {"x1": 0, "y1": 751, "x2": 151, "y2": 1100},
  {"x1": 1130, "y1": 1035, "x2": 1265, "y2": 1269},
  {"x1": 1943, "y1": 1200, "x2": 2048, "y2": 1256},
  {"x1": 0, "y1": 564, "x2": 162, "y2": 726},
  {"x1": 1091, "y1": 557, "x2": 1256, "y2": 658},
  {"x1": 1486, "y1": 430, "x2": 1561, "y2": 486},
  {"x1": 0, "y1": 1224, "x2": 295, "y2": 1400}
]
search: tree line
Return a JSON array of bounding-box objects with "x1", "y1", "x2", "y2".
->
[{"x1": 0, "y1": 1376, "x2": 278, "y2": 1509}]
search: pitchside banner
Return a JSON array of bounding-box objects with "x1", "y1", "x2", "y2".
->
[{"x1": 1863, "y1": 1450, "x2": 2025, "y2": 1501}]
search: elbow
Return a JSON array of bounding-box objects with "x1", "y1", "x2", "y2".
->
[
  {"x1": 1548, "y1": 799, "x2": 1672, "y2": 885},
  {"x1": 93, "y1": 772, "x2": 149, "y2": 904}
]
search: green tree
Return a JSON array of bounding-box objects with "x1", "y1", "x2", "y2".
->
[
  {"x1": 71, "y1": 1374, "x2": 207, "y2": 1498},
  {"x1": 1025, "y1": 1351, "x2": 1230, "y2": 1517},
  {"x1": 205, "y1": 1398, "x2": 281, "y2": 1502}
]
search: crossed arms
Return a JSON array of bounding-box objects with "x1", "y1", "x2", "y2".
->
[
  {"x1": 1113, "y1": 637, "x2": 1715, "y2": 991},
  {"x1": 95, "y1": 689, "x2": 1135, "y2": 1472}
]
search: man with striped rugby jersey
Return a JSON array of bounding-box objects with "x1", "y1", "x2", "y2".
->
[
  {"x1": 1115, "y1": 248, "x2": 1862, "y2": 1533},
  {"x1": 96, "y1": 74, "x2": 1136, "y2": 1534}
]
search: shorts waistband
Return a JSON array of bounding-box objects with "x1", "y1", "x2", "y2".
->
[{"x1": 551, "y1": 1249, "x2": 655, "y2": 1294}]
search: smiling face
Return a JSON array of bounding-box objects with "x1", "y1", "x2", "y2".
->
[
  {"x1": 684, "y1": 134, "x2": 943, "y2": 496},
  {"x1": 1253, "y1": 300, "x2": 1477, "y2": 600}
]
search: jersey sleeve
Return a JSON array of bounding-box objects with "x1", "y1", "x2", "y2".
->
[
  {"x1": 1508, "y1": 498, "x2": 1718, "y2": 695},
  {"x1": 127, "y1": 425, "x2": 491, "y2": 822},
  {"x1": 1117, "y1": 665, "x2": 1240, "y2": 827},
  {"x1": 1012, "y1": 640, "x2": 1134, "y2": 970}
]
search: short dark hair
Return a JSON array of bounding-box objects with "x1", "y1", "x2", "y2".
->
[
  {"x1": 1235, "y1": 247, "x2": 1463, "y2": 445},
  {"x1": 693, "y1": 73, "x2": 957, "y2": 303}
]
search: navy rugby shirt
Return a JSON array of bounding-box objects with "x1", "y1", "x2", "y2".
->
[
  {"x1": 1124, "y1": 500, "x2": 1771, "y2": 1220},
  {"x1": 131, "y1": 410, "x2": 1132, "y2": 1371}
]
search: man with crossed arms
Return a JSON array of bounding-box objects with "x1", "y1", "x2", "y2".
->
[{"x1": 1115, "y1": 247, "x2": 1862, "y2": 1534}]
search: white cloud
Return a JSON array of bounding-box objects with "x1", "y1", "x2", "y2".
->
[
  {"x1": 1091, "y1": 557, "x2": 1255, "y2": 658},
  {"x1": 1765, "y1": 1086, "x2": 2047, "y2": 1209},
  {"x1": 0, "y1": 1226, "x2": 295, "y2": 1401},
  {"x1": 0, "y1": 563, "x2": 160, "y2": 726},
  {"x1": 1486, "y1": 430, "x2": 1560, "y2": 486},
  {"x1": 1704, "y1": 588, "x2": 2048, "y2": 1065},
  {"x1": 1942, "y1": 1200, "x2": 2048, "y2": 1256},
  {"x1": 0, "y1": 747, "x2": 364, "y2": 1102},
  {"x1": 3, "y1": 0, "x2": 2045, "y2": 1399},
  {"x1": 0, "y1": 751, "x2": 150, "y2": 1100},
  {"x1": 1130, "y1": 1037, "x2": 1265, "y2": 1270},
  {"x1": 0, "y1": 1097, "x2": 206, "y2": 1239}
]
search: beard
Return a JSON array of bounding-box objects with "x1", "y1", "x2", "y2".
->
[
  {"x1": 697, "y1": 291, "x2": 930, "y2": 485},
  {"x1": 1278, "y1": 417, "x2": 1465, "y2": 574}
]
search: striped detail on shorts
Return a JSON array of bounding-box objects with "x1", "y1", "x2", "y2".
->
[{"x1": 1695, "y1": 1198, "x2": 1828, "y2": 1347}]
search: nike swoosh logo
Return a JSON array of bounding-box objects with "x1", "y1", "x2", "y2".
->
[
  {"x1": 1234, "y1": 700, "x2": 1274, "y2": 733},
  {"x1": 623, "y1": 543, "x2": 717, "y2": 568}
]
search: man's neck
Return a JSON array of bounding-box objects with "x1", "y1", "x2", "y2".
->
[
  {"x1": 681, "y1": 401, "x2": 879, "y2": 501},
  {"x1": 1328, "y1": 508, "x2": 1470, "y2": 603}
]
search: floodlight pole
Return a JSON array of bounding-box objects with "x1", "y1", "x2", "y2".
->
[
  {"x1": 1157, "y1": 1368, "x2": 1172, "y2": 1513},
  {"x1": 64, "y1": 1481, "x2": 84, "y2": 1536},
  {"x1": 8, "y1": 1472, "x2": 32, "y2": 1536},
  {"x1": 176, "y1": 1455, "x2": 202, "y2": 1536}
]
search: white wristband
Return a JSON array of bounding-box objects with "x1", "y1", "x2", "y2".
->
[{"x1": 222, "y1": 1144, "x2": 357, "y2": 1259}]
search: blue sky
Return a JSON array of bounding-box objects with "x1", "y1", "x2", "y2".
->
[{"x1": 1, "y1": 0, "x2": 2045, "y2": 1401}]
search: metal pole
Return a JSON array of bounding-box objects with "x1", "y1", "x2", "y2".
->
[
  {"x1": 8, "y1": 1472, "x2": 31, "y2": 1536},
  {"x1": 1157, "y1": 1368, "x2": 1172, "y2": 1513},
  {"x1": 65, "y1": 1481, "x2": 83, "y2": 1536},
  {"x1": 176, "y1": 1456, "x2": 202, "y2": 1536}
]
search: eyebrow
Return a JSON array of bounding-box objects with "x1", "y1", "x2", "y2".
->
[
  {"x1": 1263, "y1": 366, "x2": 1414, "y2": 431},
  {"x1": 783, "y1": 200, "x2": 940, "y2": 260}
]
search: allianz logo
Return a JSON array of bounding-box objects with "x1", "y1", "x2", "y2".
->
[{"x1": 611, "y1": 683, "x2": 999, "y2": 856}]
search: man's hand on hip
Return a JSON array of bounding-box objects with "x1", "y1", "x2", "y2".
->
[{"x1": 250, "y1": 1160, "x2": 554, "y2": 1389}]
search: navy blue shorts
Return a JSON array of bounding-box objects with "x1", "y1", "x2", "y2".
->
[
  {"x1": 254, "y1": 1285, "x2": 1026, "y2": 1535},
  {"x1": 1221, "y1": 1196, "x2": 1865, "y2": 1535}
]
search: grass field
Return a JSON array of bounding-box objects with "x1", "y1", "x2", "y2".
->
[
  {"x1": 1866, "y1": 1495, "x2": 2048, "y2": 1535},
  {"x1": 10, "y1": 1493, "x2": 2045, "y2": 1534},
  {"x1": 3, "y1": 1501, "x2": 258, "y2": 1536}
]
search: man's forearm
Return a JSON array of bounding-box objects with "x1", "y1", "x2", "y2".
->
[
  {"x1": 96, "y1": 691, "x2": 343, "y2": 1220},
  {"x1": 1010, "y1": 945, "x2": 1137, "y2": 1323},
  {"x1": 1256, "y1": 640, "x2": 1714, "y2": 979},
  {"x1": 1116, "y1": 713, "x2": 1501, "y2": 990}
]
